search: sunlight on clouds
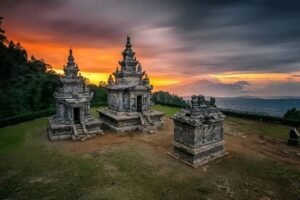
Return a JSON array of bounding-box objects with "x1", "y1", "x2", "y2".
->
[
  {"x1": 53, "y1": 69, "x2": 180, "y2": 88},
  {"x1": 53, "y1": 69, "x2": 110, "y2": 85},
  {"x1": 210, "y1": 73, "x2": 299, "y2": 83}
]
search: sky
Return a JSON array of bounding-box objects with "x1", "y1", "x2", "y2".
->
[{"x1": 1, "y1": 0, "x2": 300, "y2": 97}]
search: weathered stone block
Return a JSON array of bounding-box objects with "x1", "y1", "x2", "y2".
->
[
  {"x1": 288, "y1": 128, "x2": 299, "y2": 146},
  {"x1": 170, "y1": 95, "x2": 227, "y2": 167}
]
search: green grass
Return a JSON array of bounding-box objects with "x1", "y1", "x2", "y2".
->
[
  {"x1": 152, "y1": 105, "x2": 181, "y2": 117},
  {"x1": 91, "y1": 107, "x2": 102, "y2": 118},
  {"x1": 225, "y1": 116, "x2": 290, "y2": 139},
  {"x1": 0, "y1": 118, "x2": 213, "y2": 199},
  {"x1": 92, "y1": 105, "x2": 180, "y2": 117},
  {"x1": 0, "y1": 106, "x2": 299, "y2": 199},
  {"x1": 152, "y1": 105, "x2": 290, "y2": 139}
]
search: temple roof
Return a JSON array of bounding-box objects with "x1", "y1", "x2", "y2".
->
[
  {"x1": 64, "y1": 48, "x2": 79, "y2": 78},
  {"x1": 107, "y1": 36, "x2": 151, "y2": 89},
  {"x1": 106, "y1": 82, "x2": 152, "y2": 91},
  {"x1": 117, "y1": 36, "x2": 142, "y2": 75}
]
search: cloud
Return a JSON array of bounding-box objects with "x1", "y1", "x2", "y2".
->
[
  {"x1": 248, "y1": 81, "x2": 300, "y2": 97},
  {"x1": 1, "y1": 0, "x2": 300, "y2": 96},
  {"x1": 162, "y1": 79, "x2": 251, "y2": 97}
]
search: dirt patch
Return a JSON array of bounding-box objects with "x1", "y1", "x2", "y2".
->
[
  {"x1": 41, "y1": 117, "x2": 300, "y2": 169},
  {"x1": 224, "y1": 120, "x2": 300, "y2": 169}
]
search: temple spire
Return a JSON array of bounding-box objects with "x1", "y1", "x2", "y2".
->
[
  {"x1": 143, "y1": 73, "x2": 150, "y2": 85},
  {"x1": 67, "y1": 47, "x2": 75, "y2": 66},
  {"x1": 126, "y1": 35, "x2": 132, "y2": 48},
  {"x1": 108, "y1": 74, "x2": 114, "y2": 85},
  {"x1": 64, "y1": 47, "x2": 78, "y2": 77}
]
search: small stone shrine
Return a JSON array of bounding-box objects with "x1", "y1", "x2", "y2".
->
[
  {"x1": 97, "y1": 36, "x2": 164, "y2": 133},
  {"x1": 170, "y1": 95, "x2": 227, "y2": 167},
  {"x1": 287, "y1": 128, "x2": 299, "y2": 146},
  {"x1": 48, "y1": 48, "x2": 103, "y2": 141}
]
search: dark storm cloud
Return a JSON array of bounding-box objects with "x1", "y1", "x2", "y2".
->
[
  {"x1": 0, "y1": 0, "x2": 300, "y2": 73},
  {"x1": 165, "y1": 0, "x2": 300, "y2": 73},
  {"x1": 0, "y1": 0, "x2": 127, "y2": 47}
]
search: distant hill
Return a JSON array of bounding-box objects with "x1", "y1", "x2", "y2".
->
[
  {"x1": 182, "y1": 95, "x2": 300, "y2": 117},
  {"x1": 215, "y1": 97, "x2": 300, "y2": 117}
]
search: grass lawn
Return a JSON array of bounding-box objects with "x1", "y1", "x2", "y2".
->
[
  {"x1": 225, "y1": 116, "x2": 291, "y2": 139},
  {"x1": 94, "y1": 105, "x2": 181, "y2": 117},
  {"x1": 152, "y1": 104, "x2": 290, "y2": 139},
  {"x1": 151, "y1": 105, "x2": 181, "y2": 117},
  {"x1": 0, "y1": 106, "x2": 299, "y2": 200}
]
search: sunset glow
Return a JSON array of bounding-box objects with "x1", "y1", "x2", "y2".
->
[
  {"x1": 211, "y1": 73, "x2": 300, "y2": 84},
  {"x1": 1, "y1": 0, "x2": 300, "y2": 97}
]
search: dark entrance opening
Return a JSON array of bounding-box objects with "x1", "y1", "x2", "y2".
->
[
  {"x1": 73, "y1": 108, "x2": 80, "y2": 124},
  {"x1": 137, "y1": 95, "x2": 142, "y2": 112}
]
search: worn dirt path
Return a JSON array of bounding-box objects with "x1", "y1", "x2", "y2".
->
[{"x1": 41, "y1": 117, "x2": 300, "y2": 169}]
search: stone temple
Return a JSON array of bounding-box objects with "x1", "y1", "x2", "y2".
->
[
  {"x1": 170, "y1": 95, "x2": 227, "y2": 167},
  {"x1": 47, "y1": 49, "x2": 103, "y2": 141},
  {"x1": 98, "y1": 36, "x2": 164, "y2": 133}
]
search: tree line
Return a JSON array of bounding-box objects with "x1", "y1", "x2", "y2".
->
[
  {"x1": 0, "y1": 17, "x2": 107, "y2": 119},
  {"x1": 151, "y1": 91, "x2": 187, "y2": 107}
]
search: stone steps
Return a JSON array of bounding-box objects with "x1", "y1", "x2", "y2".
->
[
  {"x1": 140, "y1": 115, "x2": 152, "y2": 126},
  {"x1": 144, "y1": 120, "x2": 151, "y2": 126},
  {"x1": 75, "y1": 124, "x2": 85, "y2": 135}
]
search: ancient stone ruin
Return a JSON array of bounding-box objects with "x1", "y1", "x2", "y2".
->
[
  {"x1": 170, "y1": 95, "x2": 227, "y2": 167},
  {"x1": 48, "y1": 49, "x2": 103, "y2": 141},
  {"x1": 98, "y1": 36, "x2": 164, "y2": 133},
  {"x1": 288, "y1": 128, "x2": 299, "y2": 146}
]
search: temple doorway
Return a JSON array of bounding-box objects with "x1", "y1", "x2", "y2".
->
[
  {"x1": 73, "y1": 108, "x2": 80, "y2": 124},
  {"x1": 137, "y1": 95, "x2": 142, "y2": 112}
]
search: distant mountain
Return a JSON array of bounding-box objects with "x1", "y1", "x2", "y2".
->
[{"x1": 216, "y1": 95, "x2": 300, "y2": 100}]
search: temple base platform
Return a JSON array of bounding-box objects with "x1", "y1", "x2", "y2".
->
[
  {"x1": 169, "y1": 140, "x2": 228, "y2": 168},
  {"x1": 47, "y1": 116, "x2": 103, "y2": 142},
  {"x1": 97, "y1": 108, "x2": 164, "y2": 133}
]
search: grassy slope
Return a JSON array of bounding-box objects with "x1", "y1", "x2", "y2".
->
[
  {"x1": 0, "y1": 106, "x2": 299, "y2": 200},
  {"x1": 152, "y1": 105, "x2": 181, "y2": 117},
  {"x1": 225, "y1": 116, "x2": 291, "y2": 139},
  {"x1": 152, "y1": 105, "x2": 290, "y2": 139}
]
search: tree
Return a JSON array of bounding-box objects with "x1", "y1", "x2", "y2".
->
[
  {"x1": 0, "y1": 17, "x2": 108, "y2": 118},
  {"x1": 0, "y1": 17, "x2": 7, "y2": 43},
  {"x1": 89, "y1": 83, "x2": 107, "y2": 104},
  {"x1": 151, "y1": 91, "x2": 187, "y2": 107},
  {"x1": 284, "y1": 108, "x2": 300, "y2": 120},
  {"x1": 98, "y1": 81, "x2": 107, "y2": 88},
  {"x1": 0, "y1": 17, "x2": 60, "y2": 118}
]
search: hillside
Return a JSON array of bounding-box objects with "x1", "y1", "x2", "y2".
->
[{"x1": 0, "y1": 106, "x2": 299, "y2": 200}]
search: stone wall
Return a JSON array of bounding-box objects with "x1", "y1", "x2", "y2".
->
[
  {"x1": 108, "y1": 90, "x2": 151, "y2": 112},
  {"x1": 174, "y1": 120, "x2": 224, "y2": 148}
]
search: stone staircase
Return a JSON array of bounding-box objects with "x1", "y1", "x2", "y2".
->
[
  {"x1": 139, "y1": 114, "x2": 156, "y2": 134},
  {"x1": 72, "y1": 123, "x2": 97, "y2": 142},
  {"x1": 75, "y1": 124, "x2": 84, "y2": 135}
]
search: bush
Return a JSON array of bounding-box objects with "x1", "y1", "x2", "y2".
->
[
  {"x1": 283, "y1": 107, "x2": 300, "y2": 121},
  {"x1": 0, "y1": 109, "x2": 55, "y2": 127},
  {"x1": 221, "y1": 109, "x2": 300, "y2": 126},
  {"x1": 151, "y1": 91, "x2": 187, "y2": 107}
]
